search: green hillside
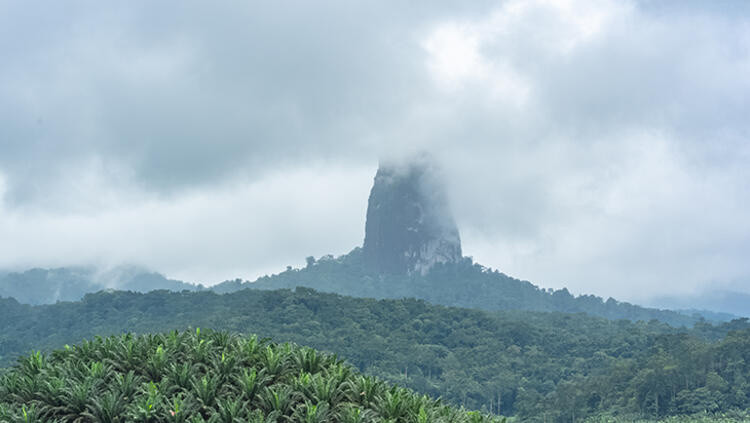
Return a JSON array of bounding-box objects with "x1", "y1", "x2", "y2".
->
[
  {"x1": 217, "y1": 249, "x2": 716, "y2": 326},
  {"x1": 1, "y1": 288, "x2": 749, "y2": 421},
  {"x1": 0, "y1": 330, "x2": 502, "y2": 422},
  {"x1": 1, "y1": 250, "x2": 729, "y2": 326}
]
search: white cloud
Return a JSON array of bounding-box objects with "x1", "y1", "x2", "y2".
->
[
  {"x1": 422, "y1": 19, "x2": 531, "y2": 106},
  {"x1": 423, "y1": 24, "x2": 486, "y2": 86},
  {"x1": 0, "y1": 0, "x2": 749, "y2": 301},
  {"x1": 0, "y1": 163, "x2": 373, "y2": 285}
]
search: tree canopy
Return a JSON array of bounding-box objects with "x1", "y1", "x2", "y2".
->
[
  {"x1": 1, "y1": 287, "x2": 749, "y2": 421},
  {"x1": 0, "y1": 329, "x2": 503, "y2": 422}
]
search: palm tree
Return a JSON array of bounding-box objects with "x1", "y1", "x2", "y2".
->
[{"x1": 0, "y1": 330, "x2": 504, "y2": 423}]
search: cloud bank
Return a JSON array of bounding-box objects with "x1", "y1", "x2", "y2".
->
[{"x1": 0, "y1": 0, "x2": 748, "y2": 300}]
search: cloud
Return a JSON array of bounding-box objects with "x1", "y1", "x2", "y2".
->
[
  {"x1": 0, "y1": 164, "x2": 373, "y2": 284},
  {"x1": 0, "y1": 0, "x2": 748, "y2": 300},
  {"x1": 0, "y1": 1, "x2": 432, "y2": 206},
  {"x1": 408, "y1": 0, "x2": 750, "y2": 299}
]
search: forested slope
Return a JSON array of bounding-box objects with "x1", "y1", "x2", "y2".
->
[
  {"x1": 1, "y1": 250, "x2": 726, "y2": 326},
  {"x1": 1, "y1": 288, "x2": 749, "y2": 421},
  {"x1": 217, "y1": 249, "x2": 714, "y2": 326}
]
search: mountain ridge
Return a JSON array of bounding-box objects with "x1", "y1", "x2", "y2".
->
[
  {"x1": 0, "y1": 265, "x2": 202, "y2": 305},
  {"x1": 0, "y1": 252, "x2": 740, "y2": 326},
  {"x1": 1, "y1": 162, "x2": 743, "y2": 325}
]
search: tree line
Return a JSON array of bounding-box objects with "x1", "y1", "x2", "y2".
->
[{"x1": 1, "y1": 287, "x2": 749, "y2": 421}]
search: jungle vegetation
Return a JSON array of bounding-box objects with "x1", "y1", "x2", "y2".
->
[
  {"x1": 1, "y1": 288, "x2": 749, "y2": 422},
  {"x1": 1, "y1": 251, "x2": 729, "y2": 326},
  {"x1": 217, "y1": 250, "x2": 722, "y2": 326},
  {"x1": 0, "y1": 329, "x2": 503, "y2": 422}
]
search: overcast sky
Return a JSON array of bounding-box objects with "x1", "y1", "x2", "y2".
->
[{"x1": 1, "y1": 0, "x2": 749, "y2": 302}]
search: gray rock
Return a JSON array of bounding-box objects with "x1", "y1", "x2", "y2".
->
[{"x1": 362, "y1": 158, "x2": 462, "y2": 274}]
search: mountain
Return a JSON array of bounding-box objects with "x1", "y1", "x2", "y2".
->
[
  {"x1": 363, "y1": 159, "x2": 462, "y2": 275},
  {"x1": 216, "y1": 249, "x2": 723, "y2": 326},
  {"x1": 0, "y1": 265, "x2": 201, "y2": 305},
  {"x1": 0, "y1": 267, "x2": 100, "y2": 305},
  {"x1": 647, "y1": 290, "x2": 750, "y2": 319},
  {"x1": 1, "y1": 160, "x2": 738, "y2": 325},
  {"x1": 0, "y1": 259, "x2": 731, "y2": 326},
  {"x1": 213, "y1": 160, "x2": 727, "y2": 326}
]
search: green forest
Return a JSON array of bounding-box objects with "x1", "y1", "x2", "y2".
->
[
  {"x1": 2, "y1": 288, "x2": 749, "y2": 422},
  {"x1": 222, "y1": 250, "x2": 724, "y2": 326},
  {"x1": 1, "y1": 254, "x2": 726, "y2": 327}
]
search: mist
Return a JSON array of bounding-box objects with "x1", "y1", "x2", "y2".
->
[{"x1": 1, "y1": 0, "x2": 749, "y2": 302}]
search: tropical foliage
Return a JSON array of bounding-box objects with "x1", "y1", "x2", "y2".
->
[
  {"x1": 2, "y1": 288, "x2": 750, "y2": 421},
  {"x1": 2, "y1": 250, "x2": 725, "y2": 326},
  {"x1": 230, "y1": 249, "x2": 718, "y2": 326},
  {"x1": 0, "y1": 330, "x2": 503, "y2": 423},
  {"x1": 581, "y1": 414, "x2": 750, "y2": 423}
]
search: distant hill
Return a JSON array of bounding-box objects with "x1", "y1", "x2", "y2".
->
[
  {"x1": 0, "y1": 256, "x2": 736, "y2": 327},
  {"x1": 1, "y1": 256, "x2": 732, "y2": 326},
  {"x1": 212, "y1": 248, "x2": 730, "y2": 327},
  {"x1": 0, "y1": 266, "x2": 201, "y2": 305},
  {"x1": 647, "y1": 290, "x2": 750, "y2": 319}
]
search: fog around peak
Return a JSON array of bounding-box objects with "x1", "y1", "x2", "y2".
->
[{"x1": 0, "y1": 0, "x2": 749, "y2": 301}]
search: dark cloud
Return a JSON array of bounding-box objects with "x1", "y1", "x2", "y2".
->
[
  {"x1": 0, "y1": 0, "x2": 748, "y2": 300},
  {"x1": 0, "y1": 1, "x2": 503, "y2": 205}
]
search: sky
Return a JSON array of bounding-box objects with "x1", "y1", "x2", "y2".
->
[{"x1": 0, "y1": 0, "x2": 749, "y2": 303}]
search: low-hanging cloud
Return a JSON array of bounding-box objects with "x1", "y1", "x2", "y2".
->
[
  {"x1": 0, "y1": 165, "x2": 373, "y2": 285},
  {"x1": 0, "y1": 0, "x2": 748, "y2": 300}
]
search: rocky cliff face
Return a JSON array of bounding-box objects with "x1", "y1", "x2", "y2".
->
[{"x1": 362, "y1": 159, "x2": 462, "y2": 275}]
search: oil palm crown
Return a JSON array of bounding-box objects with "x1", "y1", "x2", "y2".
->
[{"x1": 0, "y1": 330, "x2": 505, "y2": 423}]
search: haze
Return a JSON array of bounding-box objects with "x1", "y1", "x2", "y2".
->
[{"x1": 1, "y1": 0, "x2": 749, "y2": 303}]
